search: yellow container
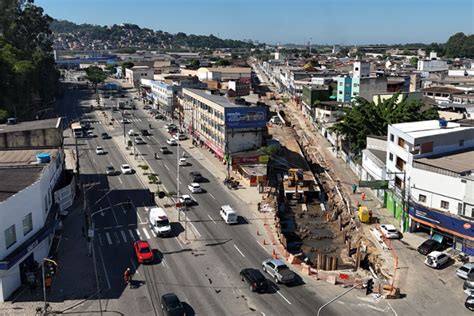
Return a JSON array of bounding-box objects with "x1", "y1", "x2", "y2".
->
[{"x1": 358, "y1": 206, "x2": 370, "y2": 223}]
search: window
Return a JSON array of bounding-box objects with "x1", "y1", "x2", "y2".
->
[
  {"x1": 339, "y1": 82, "x2": 342, "y2": 86},
  {"x1": 440, "y1": 200, "x2": 449, "y2": 210},
  {"x1": 420, "y1": 142, "x2": 433, "y2": 154},
  {"x1": 4, "y1": 225, "x2": 16, "y2": 249},
  {"x1": 389, "y1": 153, "x2": 394, "y2": 161},
  {"x1": 419, "y1": 194, "x2": 427, "y2": 203},
  {"x1": 22, "y1": 213, "x2": 33, "y2": 236},
  {"x1": 396, "y1": 156, "x2": 406, "y2": 171},
  {"x1": 355, "y1": 67, "x2": 359, "y2": 71},
  {"x1": 459, "y1": 139, "x2": 464, "y2": 146},
  {"x1": 390, "y1": 134, "x2": 394, "y2": 142},
  {"x1": 398, "y1": 137, "x2": 405, "y2": 148},
  {"x1": 458, "y1": 203, "x2": 463, "y2": 215}
]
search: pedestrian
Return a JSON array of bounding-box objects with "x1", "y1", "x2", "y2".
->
[
  {"x1": 361, "y1": 192, "x2": 366, "y2": 201},
  {"x1": 352, "y1": 184, "x2": 357, "y2": 194},
  {"x1": 124, "y1": 268, "x2": 132, "y2": 288}
]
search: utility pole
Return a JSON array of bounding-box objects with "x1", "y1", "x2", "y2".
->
[
  {"x1": 317, "y1": 281, "x2": 362, "y2": 316},
  {"x1": 41, "y1": 258, "x2": 58, "y2": 315}
]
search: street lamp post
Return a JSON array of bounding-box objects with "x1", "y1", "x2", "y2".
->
[{"x1": 41, "y1": 258, "x2": 58, "y2": 315}]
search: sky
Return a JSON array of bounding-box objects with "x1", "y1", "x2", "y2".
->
[{"x1": 36, "y1": 0, "x2": 474, "y2": 45}]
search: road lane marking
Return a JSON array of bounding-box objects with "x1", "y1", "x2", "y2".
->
[
  {"x1": 150, "y1": 229, "x2": 157, "y2": 237},
  {"x1": 233, "y1": 244, "x2": 246, "y2": 257},
  {"x1": 104, "y1": 227, "x2": 112, "y2": 230},
  {"x1": 97, "y1": 242, "x2": 111, "y2": 290},
  {"x1": 142, "y1": 228, "x2": 151, "y2": 239},
  {"x1": 136, "y1": 229, "x2": 141, "y2": 237},
  {"x1": 275, "y1": 288, "x2": 292, "y2": 305},
  {"x1": 130, "y1": 259, "x2": 139, "y2": 275},
  {"x1": 117, "y1": 177, "x2": 123, "y2": 185},
  {"x1": 161, "y1": 258, "x2": 168, "y2": 268},
  {"x1": 164, "y1": 164, "x2": 170, "y2": 170},
  {"x1": 208, "y1": 193, "x2": 216, "y2": 199},
  {"x1": 128, "y1": 229, "x2": 135, "y2": 240},
  {"x1": 98, "y1": 234, "x2": 104, "y2": 247},
  {"x1": 121, "y1": 231, "x2": 127, "y2": 242},
  {"x1": 257, "y1": 238, "x2": 267, "y2": 250},
  {"x1": 136, "y1": 209, "x2": 144, "y2": 224},
  {"x1": 105, "y1": 232, "x2": 112, "y2": 245},
  {"x1": 207, "y1": 214, "x2": 216, "y2": 224},
  {"x1": 113, "y1": 232, "x2": 120, "y2": 244}
]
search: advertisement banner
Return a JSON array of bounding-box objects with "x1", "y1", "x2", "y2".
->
[{"x1": 225, "y1": 107, "x2": 267, "y2": 129}]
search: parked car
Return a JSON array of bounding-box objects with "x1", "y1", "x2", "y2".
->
[
  {"x1": 380, "y1": 224, "x2": 399, "y2": 239},
  {"x1": 160, "y1": 146, "x2": 170, "y2": 154},
  {"x1": 240, "y1": 268, "x2": 267, "y2": 292},
  {"x1": 134, "y1": 137, "x2": 146, "y2": 144},
  {"x1": 106, "y1": 165, "x2": 115, "y2": 176},
  {"x1": 464, "y1": 275, "x2": 474, "y2": 295},
  {"x1": 167, "y1": 138, "x2": 177, "y2": 146},
  {"x1": 179, "y1": 195, "x2": 194, "y2": 206},
  {"x1": 174, "y1": 133, "x2": 187, "y2": 141},
  {"x1": 178, "y1": 158, "x2": 188, "y2": 166},
  {"x1": 465, "y1": 295, "x2": 474, "y2": 311},
  {"x1": 262, "y1": 259, "x2": 296, "y2": 284},
  {"x1": 128, "y1": 129, "x2": 138, "y2": 136},
  {"x1": 120, "y1": 118, "x2": 130, "y2": 124},
  {"x1": 188, "y1": 183, "x2": 202, "y2": 193},
  {"x1": 220, "y1": 205, "x2": 238, "y2": 224},
  {"x1": 161, "y1": 293, "x2": 185, "y2": 316},
  {"x1": 190, "y1": 171, "x2": 203, "y2": 182},
  {"x1": 457, "y1": 263, "x2": 474, "y2": 280},
  {"x1": 95, "y1": 146, "x2": 105, "y2": 155},
  {"x1": 424, "y1": 251, "x2": 449, "y2": 269},
  {"x1": 121, "y1": 164, "x2": 133, "y2": 174},
  {"x1": 155, "y1": 113, "x2": 165, "y2": 120},
  {"x1": 417, "y1": 239, "x2": 443, "y2": 255},
  {"x1": 133, "y1": 240, "x2": 154, "y2": 264},
  {"x1": 101, "y1": 132, "x2": 111, "y2": 139},
  {"x1": 164, "y1": 123, "x2": 176, "y2": 130},
  {"x1": 87, "y1": 130, "x2": 95, "y2": 138}
]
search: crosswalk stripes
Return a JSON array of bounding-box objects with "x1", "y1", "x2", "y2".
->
[{"x1": 98, "y1": 226, "x2": 159, "y2": 246}]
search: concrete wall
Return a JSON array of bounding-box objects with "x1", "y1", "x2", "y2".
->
[
  {"x1": 227, "y1": 130, "x2": 264, "y2": 153},
  {"x1": 0, "y1": 128, "x2": 62, "y2": 149}
]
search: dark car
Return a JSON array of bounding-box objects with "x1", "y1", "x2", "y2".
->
[
  {"x1": 417, "y1": 239, "x2": 443, "y2": 255},
  {"x1": 161, "y1": 293, "x2": 185, "y2": 316},
  {"x1": 101, "y1": 132, "x2": 111, "y2": 139},
  {"x1": 189, "y1": 171, "x2": 203, "y2": 182},
  {"x1": 160, "y1": 146, "x2": 170, "y2": 154},
  {"x1": 465, "y1": 295, "x2": 474, "y2": 311},
  {"x1": 240, "y1": 268, "x2": 267, "y2": 292},
  {"x1": 141, "y1": 129, "x2": 151, "y2": 136}
]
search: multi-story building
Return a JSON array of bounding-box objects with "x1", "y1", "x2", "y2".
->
[
  {"x1": 385, "y1": 120, "x2": 474, "y2": 253},
  {"x1": 125, "y1": 66, "x2": 154, "y2": 87},
  {"x1": 0, "y1": 119, "x2": 65, "y2": 301},
  {"x1": 180, "y1": 89, "x2": 267, "y2": 159},
  {"x1": 337, "y1": 76, "x2": 352, "y2": 102}
]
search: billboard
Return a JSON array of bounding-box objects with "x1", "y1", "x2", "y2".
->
[{"x1": 225, "y1": 107, "x2": 267, "y2": 129}]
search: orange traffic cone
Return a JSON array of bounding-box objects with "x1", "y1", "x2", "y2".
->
[
  {"x1": 272, "y1": 248, "x2": 278, "y2": 259},
  {"x1": 263, "y1": 239, "x2": 268, "y2": 245},
  {"x1": 257, "y1": 229, "x2": 260, "y2": 236}
]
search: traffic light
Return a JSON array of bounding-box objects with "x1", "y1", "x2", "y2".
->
[
  {"x1": 366, "y1": 278, "x2": 374, "y2": 295},
  {"x1": 158, "y1": 191, "x2": 166, "y2": 199}
]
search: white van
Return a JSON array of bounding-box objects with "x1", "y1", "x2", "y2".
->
[
  {"x1": 270, "y1": 115, "x2": 282, "y2": 124},
  {"x1": 148, "y1": 207, "x2": 171, "y2": 236},
  {"x1": 220, "y1": 205, "x2": 238, "y2": 224}
]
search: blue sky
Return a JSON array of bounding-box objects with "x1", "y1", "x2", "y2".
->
[{"x1": 36, "y1": 0, "x2": 473, "y2": 45}]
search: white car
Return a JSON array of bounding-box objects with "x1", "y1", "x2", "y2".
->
[
  {"x1": 106, "y1": 165, "x2": 115, "y2": 176},
  {"x1": 380, "y1": 224, "x2": 399, "y2": 239},
  {"x1": 87, "y1": 131, "x2": 95, "y2": 138},
  {"x1": 95, "y1": 146, "x2": 105, "y2": 155},
  {"x1": 134, "y1": 137, "x2": 146, "y2": 144},
  {"x1": 120, "y1": 118, "x2": 129, "y2": 124},
  {"x1": 174, "y1": 133, "x2": 187, "y2": 141},
  {"x1": 219, "y1": 205, "x2": 238, "y2": 224},
  {"x1": 179, "y1": 195, "x2": 194, "y2": 206},
  {"x1": 178, "y1": 158, "x2": 188, "y2": 166},
  {"x1": 167, "y1": 138, "x2": 177, "y2": 146},
  {"x1": 121, "y1": 164, "x2": 133, "y2": 174},
  {"x1": 188, "y1": 183, "x2": 202, "y2": 193},
  {"x1": 424, "y1": 251, "x2": 450, "y2": 269},
  {"x1": 128, "y1": 129, "x2": 138, "y2": 136},
  {"x1": 457, "y1": 263, "x2": 474, "y2": 280}
]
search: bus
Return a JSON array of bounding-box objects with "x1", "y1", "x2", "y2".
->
[{"x1": 71, "y1": 122, "x2": 83, "y2": 138}]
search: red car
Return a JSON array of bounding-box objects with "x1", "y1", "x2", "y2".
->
[{"x1": 133, "y1": 241, "x2": 154, "y2": 264}]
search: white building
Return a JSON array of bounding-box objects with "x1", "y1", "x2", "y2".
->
[
  {"x1": 417, "y1": 59, "x2": 449, "y2": 72},
  {"x1": 353, "y1": 61, "x2": 370, "y2": 78},
  {"x1": 385, "y1": 120, "x2": 474, "y2": 254},
  {"x1": 180, "y1": 89, "x2": 267, "y2": 159},
  {"x1": 0, "y1": 149, "x2": 63, "y2": 301},
  {"x1": 125, "y1": 66, "x2": 154, "y2": 87}
]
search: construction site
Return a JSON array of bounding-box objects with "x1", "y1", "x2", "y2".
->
[{"x1": 257, "y1": 106, "x2": 399, "y2": 298}]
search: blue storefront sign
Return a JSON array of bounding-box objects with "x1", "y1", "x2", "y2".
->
[
  {"x1": 225, "y1": 107, "x2": 267, "y2": 129},
  {"x1": 409, "y1": 202, "x2": 474, "y2": 254}
]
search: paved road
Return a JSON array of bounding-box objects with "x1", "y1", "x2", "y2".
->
[{"x1": 56, "y1": 80, "x2": 405, "y2": 316}]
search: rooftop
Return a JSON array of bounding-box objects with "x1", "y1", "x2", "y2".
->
[
  {"x1": 200, "y1": 67, "x2": 251, "y2": 74},
  {"x1": 183, "y1": 88, "x2": 240, "y2": 108},
  {"x1": 421, "y1": 86, "x2": 465, "y2": 94},
  {"x1": 414, "y1": 148, "x2": 474, "y2": 175},
  {"x1": 391, "y1": 120, "x2": 474, "y2": 138},
  {"x1": 0, "y1": 118, "x2": 61, "y2": 134}
]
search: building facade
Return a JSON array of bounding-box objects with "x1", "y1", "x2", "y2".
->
[
  {"x1": 125, "y1": 66, "x2": 154, "y2": 87},
  {"x1": 180, "y1": 89, "x2": 267, "y2": 159}
]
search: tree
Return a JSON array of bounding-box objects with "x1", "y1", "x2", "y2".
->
[
  {"x1": 330, "y1": 94, "x2": 439, "y2": 155},
  {"x1": 189, "y1": 59, "x2": 200, "y2": 69},
  {"x1": 105, "y1": 64, "x2": 117, "y2": 75},
  {"x1": 409, "y1": 57, "x2": 418, "y2": 67},
  {"x1": 85, "y1": 66, "x2": 107, "y2": 105},
  {"x1": 215, "y1": 59, "x2": 231, "y2": 67},
  {"x1": 121, "y1": 61, "x2": 134, "y2": 78}
]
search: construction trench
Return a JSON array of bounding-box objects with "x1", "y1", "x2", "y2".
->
[{"x1": 259, "y1": 108, "x2": 400, "y2": 298}]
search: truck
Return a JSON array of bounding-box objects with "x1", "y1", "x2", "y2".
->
[
  {"x1": 148, "y1": 207, "x2": 171, "y2": 236},
  {"x1": 262, "y1": 259, "x2": 296, "y2": 284},
  {"x1": 71, "y1": 122, "x2": 83, "y2": 138}
]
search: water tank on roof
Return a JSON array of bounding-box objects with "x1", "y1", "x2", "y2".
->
[
  {"x1": 439, "y1": 119, "x2": 448, "y2": 128},
  {"x1": 36, "y1": 153, "x2": 51, "y2": 164}
]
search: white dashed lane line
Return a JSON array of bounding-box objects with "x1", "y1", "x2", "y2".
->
[{"x1": 233, "y1": 244, "x2": 245, "y2": 257}]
